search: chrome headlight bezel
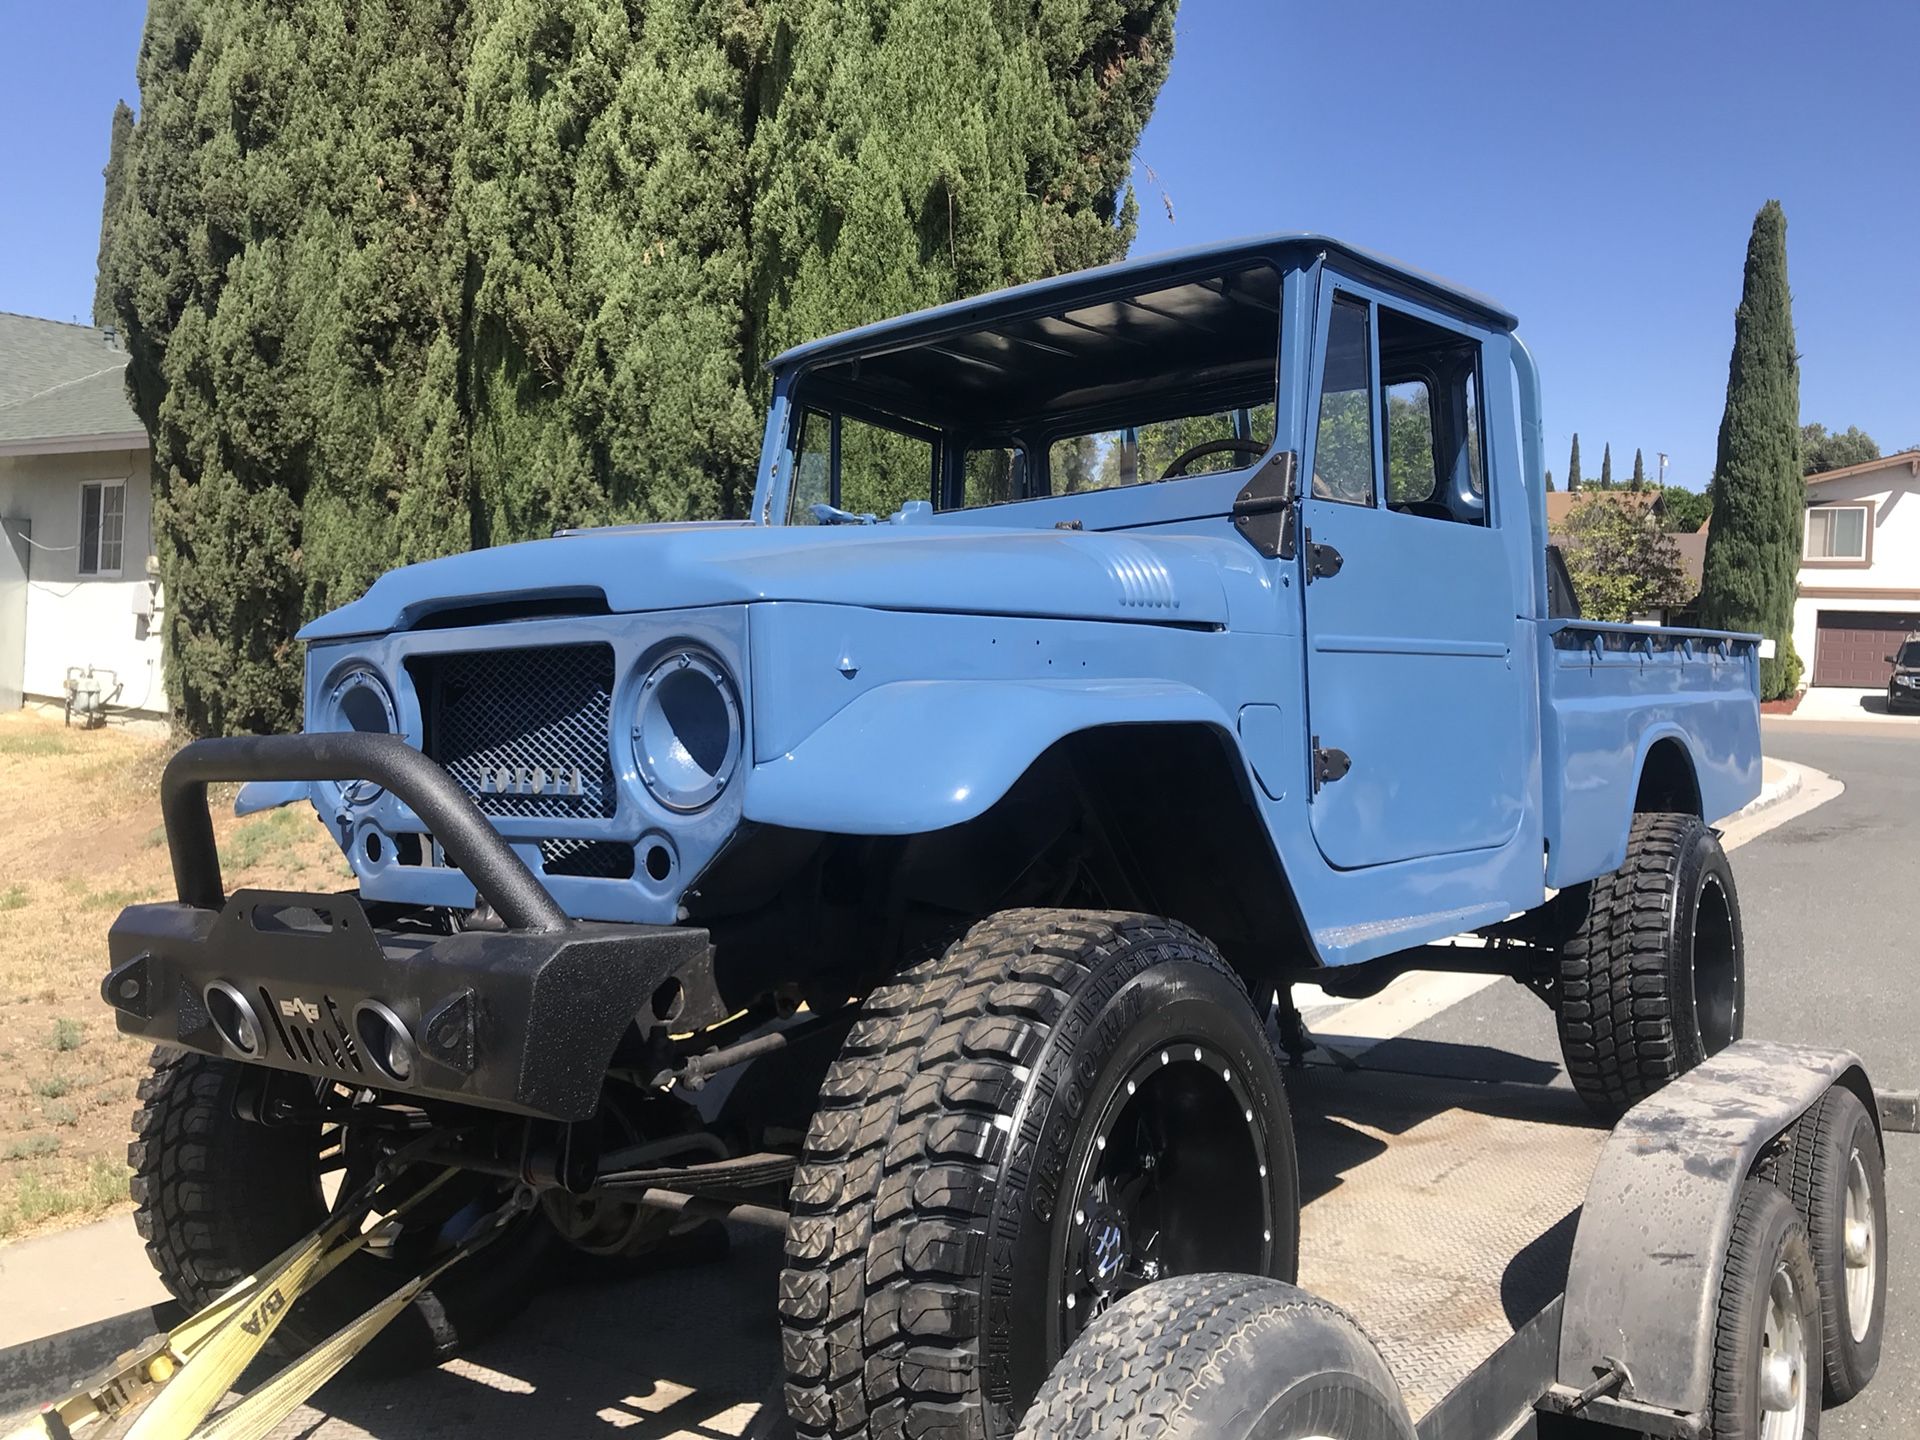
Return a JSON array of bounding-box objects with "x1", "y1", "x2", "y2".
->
[
  {"x1": 632, "y1": 648, "x2": 742, "y2": 813},
  {"x1": 316, "y1": 663, "x2": 398, "y2": 806}
]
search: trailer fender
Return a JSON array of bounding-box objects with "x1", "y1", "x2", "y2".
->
[
  {"x1": 740, "y1": 677, "x2": 1237, "y2": 835},
  {"x1": 1555, "y1": 1038, "x2": 1875, "y2": 1427}
]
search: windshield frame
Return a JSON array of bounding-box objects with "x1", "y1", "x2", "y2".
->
[{"x1": 765, "y1": 259, "x2": 1288, "y2": 526}]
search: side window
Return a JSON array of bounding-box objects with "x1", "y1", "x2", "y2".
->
[
  {"x1": 1384, "y1": 380, "x2": 1438, "y2": 504},
  {"x1": 1376, "y1": 305, "x2": 1488, "y2": 525},
  {"x1": 789, "y1": 409, "x2": 935, "y2": 522},
  {"x1": 1313, "y1": 296, "x2": 1376, "y2": 506},
  {"x1": 1464, "y1": 369, "x2": 1486, "y2": 498}
]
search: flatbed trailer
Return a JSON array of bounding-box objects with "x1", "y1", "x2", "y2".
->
[
  {"x1": 5, "y1": 1035, "x2": 1903, "y2": 1440},
  {"x1": 1022, "y1": 1036, "x2": 1907, "y2": 1440}
]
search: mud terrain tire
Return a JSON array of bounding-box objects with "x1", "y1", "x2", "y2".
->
[
  {"x1": 779, "y1": 909, "x2": 1299, "y2": 1440},
  {"x1": 1555, "y1": 812, "x2": 1744, "y2": 1119}
]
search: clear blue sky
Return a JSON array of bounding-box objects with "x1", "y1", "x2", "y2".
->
[{"x1": 4, "y1": 1, "x2": 1915, "y2": 488}]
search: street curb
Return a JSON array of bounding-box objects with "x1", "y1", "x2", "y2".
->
[
  {"x1": 1735, "y1": 758, "x2": 1802, "y2": 820},
  {"x1": 0, "y1": 1301, "x2": 182, "y2": 1419}
]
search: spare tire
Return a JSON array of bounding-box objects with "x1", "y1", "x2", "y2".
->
[{"x1": 1016, "y1": 1272, "x2": 1415, "y2": 1439}]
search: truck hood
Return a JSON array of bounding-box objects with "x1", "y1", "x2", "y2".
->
[{"x1": 299, "y1": 521, "x2": 1238, "y2": 640}]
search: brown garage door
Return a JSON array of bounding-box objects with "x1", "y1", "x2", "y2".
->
[{"x1": 1813, "y1": 611, "x2": 1917, "y2": 687}]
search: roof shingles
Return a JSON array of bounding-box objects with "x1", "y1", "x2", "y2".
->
[{"x1": 0, "y1": 311, "x2": 144, "y2": 449}]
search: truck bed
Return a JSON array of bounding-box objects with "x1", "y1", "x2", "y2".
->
[{"x1": 1539, "y1": 619, "x2": 1763, "y2": 888}]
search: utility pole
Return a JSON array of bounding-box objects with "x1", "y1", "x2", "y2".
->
[{"x1": 1658, "y1": 452, "x2": 1670, "y2": 488}]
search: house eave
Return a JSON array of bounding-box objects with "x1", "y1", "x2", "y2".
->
[
  {"x1": 0, "y1": 430, "x2": 149, "y2": 459},
  {"x1": 1804, "y1": 451, "x2": 1920, "y2": 487}
]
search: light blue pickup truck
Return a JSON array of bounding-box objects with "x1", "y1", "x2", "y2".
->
[{"x1": 105, "y1": 235, "x2": 1776, "y2": 1436}]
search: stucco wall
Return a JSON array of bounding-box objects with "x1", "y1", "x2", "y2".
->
[
  {"x1": 1791, "y1": 458, "x2": 1920, "y2": 677},
  {"x1": 0, "y1": 447, "x2": 165, "y2": 713}
]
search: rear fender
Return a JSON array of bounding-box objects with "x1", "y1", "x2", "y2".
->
[{"x1": 740, "y1": 678, "x2": 1238, "y2": 835}]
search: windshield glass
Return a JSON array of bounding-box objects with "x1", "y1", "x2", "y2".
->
[
  {"x1": 783, "y1": 264, "x2": 1281, "y2": 523},
  {"x1": 1898, "y1": 641, "x2": 1920, "y2": 668}
]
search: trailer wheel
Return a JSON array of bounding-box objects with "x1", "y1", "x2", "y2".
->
[
  {"x1": 1555, "y1": 812, "x2": 1745, "y2": 1119},
  {"x1": 1015, "y1": 1273, "x2": 1415, "y2": 1440},
  {"x1": 1708, "y1": 1179, "x2": 1821, "y2": 1440},
  {"x1": 780, "y1": 910, "x2": 1299, "y2": 1440},
  {"x1": 129, "y1": 1047, "x2": 551, "y2": 1372},
  {"x1": 1781, "y1": 1086, "x2": 1886, "y2": 1405}
]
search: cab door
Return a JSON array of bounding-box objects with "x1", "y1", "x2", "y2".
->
[{"x1": 1296, "y1": 278, "x2": 1525, "y2": 869}]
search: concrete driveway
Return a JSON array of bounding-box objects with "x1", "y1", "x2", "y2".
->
[{"x1": 1786, "y1": 685, "x2": 1920, "y2": 724}]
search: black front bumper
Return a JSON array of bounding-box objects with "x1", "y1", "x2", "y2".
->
[{"x1": 101, "y1": 732, "x2": 710, "y2": 1122}]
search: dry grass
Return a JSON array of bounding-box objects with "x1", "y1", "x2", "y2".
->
[{"x1": 0, "y1": 709, "x2": 350, "y2": 1241}]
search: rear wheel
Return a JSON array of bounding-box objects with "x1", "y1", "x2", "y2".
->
[
  {"x1": 1555, "y1": 812, "x2": 1745, "y2": 1119},
  {"x1": 1708, "y1": 1179, "x2": 1821, "y2": 1440},
  {"x1": 1780, "y1": 1086, "x2": 1886, "y2": 1405},
  {"x1": 1016, "y1": 1273, "x2": 1415, "y2": 1440},
  {"x1": 779, "y1": 910, "x2": 1300, "y2": 1440},
  {"x1": 129, "y1": 1047, "x2": 550, "y2": 1372}
]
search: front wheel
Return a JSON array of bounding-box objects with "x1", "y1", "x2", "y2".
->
[
  {"x1": 1555, "y1": 812, "x2": 1745, "y2": 1119},
  {"x1": 779, "y1": 910, "x2": 1301, "y2": 1440},
  {"x1": 129, "y1": 1047, "x2": 552, "y2": 1372}
]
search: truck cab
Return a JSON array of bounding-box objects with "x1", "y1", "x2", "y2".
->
[{"x1": 729, "y1": 234, "x2": 1760, "y2": 958}]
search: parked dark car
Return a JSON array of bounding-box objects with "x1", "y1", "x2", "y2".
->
[{"x1": 1887, "y1": 636, "x2": 1920, "y2": 711}]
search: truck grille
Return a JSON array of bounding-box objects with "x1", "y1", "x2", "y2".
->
[{"x1": 413, "y1": 644, "x2": 616, "y2": 820}]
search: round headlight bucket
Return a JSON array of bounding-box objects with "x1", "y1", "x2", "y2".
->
[
  {"x1": 318, "y1": 665, "x2": 396, "y2": 806},
  {"x1": 633, "y1": 650, "x2": 741, "y2": 813}
]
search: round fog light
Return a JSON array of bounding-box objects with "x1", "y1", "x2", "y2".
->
[
  {"x1": 354, "y1": 1000, "x2": 415, "y2": 1083},
  {"x1": 634, "y1": 650, "x2": 741, "y2": 812},
  {"x1": 205, "y1": 981, "x2": 263, "y2": 1056}
]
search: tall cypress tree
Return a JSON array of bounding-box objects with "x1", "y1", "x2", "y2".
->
[
  {"x1": 92, "y1": 102, "x2": 134, "y2": 328},
  {"x1": 1567, "y1": 433, "x2": 1582, "y2": 491},
  {"x1": 1600, "y1": 442, "x2": 1613, "y2": 488},
  {"x1": 1545, "y1": 469, "x2": 1556, "y2": 492},
  {"x1": 102, "y1": 0, "x2": 472, "y2": 733},
  {"x1": 1699, "y1": 200, "x2": 1804, "y2": 698},
  {"x1": 104, "y1": 0, "x2": 1178, "y2": 733},
  {"x1": 1631, "y1": 447, "x2": 1646, "y2": 489}
]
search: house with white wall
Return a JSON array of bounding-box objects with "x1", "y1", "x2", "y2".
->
[
  {"x1": 1791, "y1": 449, "x2": 1920, "y2": 688},
  {"x1": 0, "y1": 311, "x2": 164, "y2": 716}
]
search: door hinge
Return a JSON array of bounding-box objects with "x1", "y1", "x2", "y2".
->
[
  {"x1": 1306, "y1": 535, "x2": 1343, "y2": 582},
  {"x1": 1312, "y1": 738, "x2": 1351, "y2": 792},
  {"x1": 1231, "y1": 450, "x2": 1299, "y2": 560}
]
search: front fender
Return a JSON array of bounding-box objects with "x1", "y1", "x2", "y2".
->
[{"x1": 741, "y1": 679, "x2": 1238, "y2": 835}]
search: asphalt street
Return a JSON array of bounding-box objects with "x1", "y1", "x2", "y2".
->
[{"x1": 1386, "y1": 722, "x2": 1920, "y2": 1435}]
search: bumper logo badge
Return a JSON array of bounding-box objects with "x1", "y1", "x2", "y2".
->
[{"x1": 479, "y1": 764, "x2": 585, "y2": 798}]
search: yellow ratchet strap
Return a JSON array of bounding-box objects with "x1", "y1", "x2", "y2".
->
[{"x1": 3, "y1": 1163, "x2": 498, "y2": 1440}]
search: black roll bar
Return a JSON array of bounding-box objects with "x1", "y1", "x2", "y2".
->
[{"x1": 160, "y1": 732, "x2": 570, "y2": 934}]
